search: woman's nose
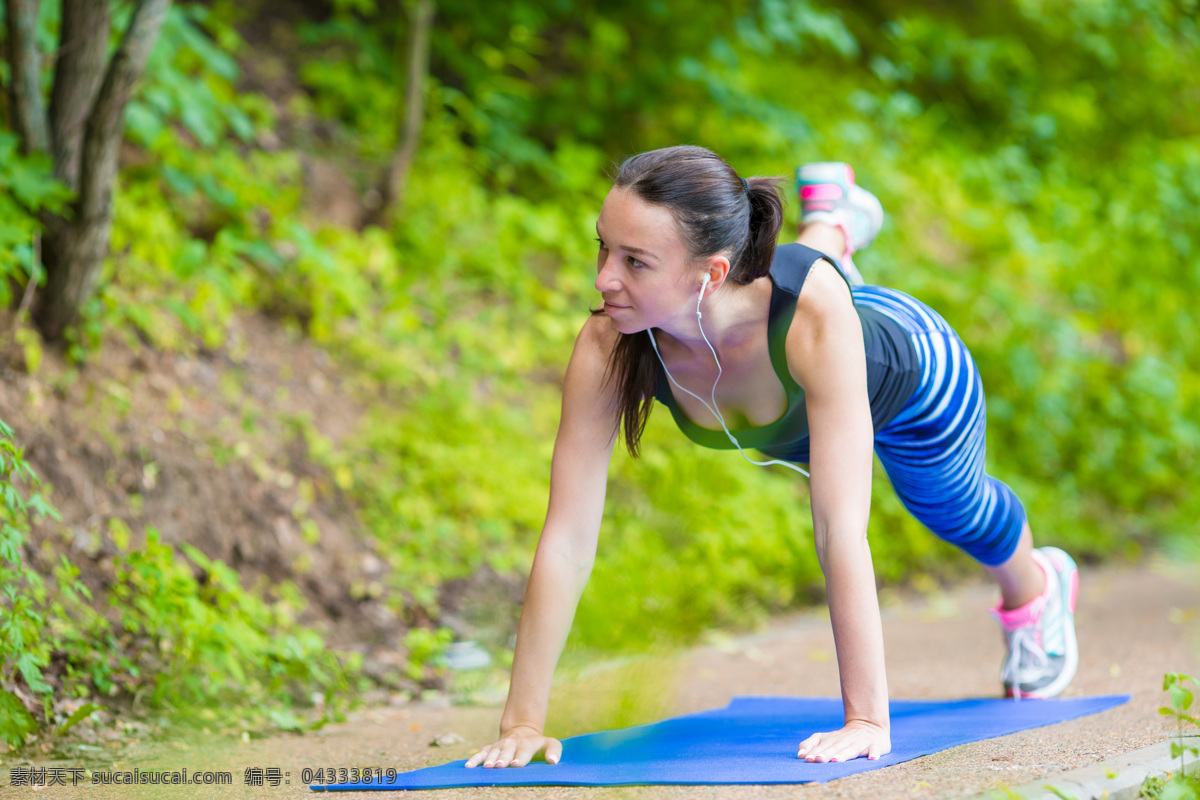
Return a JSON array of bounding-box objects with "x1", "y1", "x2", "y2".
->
[{"x1": 595, "y1": 255, "x2": 621, "y2": 293}]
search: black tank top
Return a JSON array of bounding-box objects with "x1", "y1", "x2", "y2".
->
[{"x1": 652, "y1": 244, "x2": 921, "y2": 464}]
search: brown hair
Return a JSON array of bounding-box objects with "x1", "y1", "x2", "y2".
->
[{"x1": 591, "y1": 145, "x2": 785, "y2": 457}]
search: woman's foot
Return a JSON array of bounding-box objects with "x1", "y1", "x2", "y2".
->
[
  {"x1": 795, "y1": 162, "x2": 884, "y2": 286},
  {"x1": 989, "y1": 546, "x2": 1080, "y2": 699}
]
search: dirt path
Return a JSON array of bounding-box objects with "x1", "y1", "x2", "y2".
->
[{"x1": 5, "y1": 558, "x2": 1198, "y2": 799}]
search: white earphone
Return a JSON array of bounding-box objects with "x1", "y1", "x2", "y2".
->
[{"x1": 645, "y1": 271, "x2": 810, "y2": 478}]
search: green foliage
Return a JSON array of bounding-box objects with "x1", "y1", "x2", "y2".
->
[
  {"x1": 79, "y1": 3, "x2": 294, "y2": 357},
  {"x1": 91, "y1": 1, "x2": 1200, "y2": 648},
  {"x1": 0, "y1": 418, "x2": 63, "y2": 748},
  {"x1": 403, "y1": 627, "x2": 453, "y2": 683},
  {"x1": 1143, "y1": 673, "x2": 1200, "y2": 799},
  {"x1": 0, "y1": 133, "x2": 73, "y2": 310},
  {"x1": 128, "y1": 5, "x2": 259, "y2": 150},
  {"x1": 55, "y1": 702, "x2": 105, "y2": 737},
  {"x1": 0, "y1": 417, "x2": 353, "y2": 748},
  {"x1": 40, "y1": 524, "x2": 357, "y2": 732},
  {"x1": 5, "y1": 0, "x2": 1200, "y2": 676},
  {"x1": 303, "y1": 0, "x2": 749, "y2": 182},
  {"x1": 99, "y1": 529, "x2": 349, "y2": 711}
]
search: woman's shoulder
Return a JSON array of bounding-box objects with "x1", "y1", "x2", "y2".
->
[
  {"x1": 560, "y1": 313, "x2": 623, "y2": 430},
  {"x1": 565, "y1": 313, "x2": 622, "y2": 394},
  {"x1": 770, "y1": 242, "x2": 834, "y2": 296},
  {"x1": 578, "y1": 311, "x2": 621, "y2": 357},
  {"x1": 783, "y1": 257, "x2": 859, "y2": 383},
  {"x1": 794, "y1": 256, "x2": 854, "y2": 316}
]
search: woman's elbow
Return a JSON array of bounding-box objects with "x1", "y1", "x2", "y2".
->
[{"x1": 811, "y1": 519, "x2": 870, "y2": 567}]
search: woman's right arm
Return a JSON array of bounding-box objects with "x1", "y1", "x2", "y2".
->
[{"x1": 465, "y1": 314, "x2": 621, "y2": 769}]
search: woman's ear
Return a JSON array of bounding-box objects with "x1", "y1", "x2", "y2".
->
[{"x1": 701, "y1": 255, "x2": 732, "y2": 293}]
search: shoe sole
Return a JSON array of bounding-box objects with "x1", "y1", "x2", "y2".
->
[
  {"x1": 795, "y1": 162, "x2": 854, "y2": 215},
  {"x1": 795, "y1": 163, "x2": 883, "y2": 253}
]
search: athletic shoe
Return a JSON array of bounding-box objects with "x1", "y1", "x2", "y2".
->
[
  {"x1": 795, "y1": 162, "x2": 884, "y2": 286},
  {"x1": 989, "y1": 546, "x2": 1080, "y2": 700}
]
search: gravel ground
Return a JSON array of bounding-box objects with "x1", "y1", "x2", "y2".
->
[{"x1": 4, "y1": 558, "x2": 1197, "y2": 800}]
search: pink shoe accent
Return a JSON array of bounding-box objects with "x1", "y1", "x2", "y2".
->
[
  {"x1": 992, "y1": 594, "x2": 1047, "y2": 630},
  {"x1": 1068, "y1": 570, "x2": 1079, "y2": 612},
  {"x1": 992, "y1": 553, "x2": 1052, "y2": 631},
  {"x1": 801, "y1": 184, "x2": 844, "y2": 201},
  {"x1": 805, "y1": 201, "x2": 835, "y2": 212},
  {"x1": 845, "y1": 165, "x2": 855, "y2": 184}
]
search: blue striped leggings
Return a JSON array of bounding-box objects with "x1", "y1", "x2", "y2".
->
[{"x1": 854, "y1": 286, "x2": 1026, "y2": 566}]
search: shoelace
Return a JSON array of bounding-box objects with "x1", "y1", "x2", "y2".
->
[{"x1": 1000, "y1": 626, "x2": 1048, "y2": 702}]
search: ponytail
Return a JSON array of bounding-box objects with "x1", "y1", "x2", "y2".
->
[{"x1": 736, "y1": 176, "x2": 785, "y2": 284}]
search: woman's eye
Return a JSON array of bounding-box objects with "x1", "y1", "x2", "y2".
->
[
  {"x1": 595, "y1": 237, "x2": 606, "y2": 250},
  {"x1": 628, "y1": 257, "x2": 646, "y2": 269}
]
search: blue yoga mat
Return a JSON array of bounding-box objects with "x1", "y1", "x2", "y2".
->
[{"x1": 312, "y1": 694, "x2": 1129, "y2": 790}]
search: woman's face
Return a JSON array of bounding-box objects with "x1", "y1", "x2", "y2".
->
[{"x1": 594, "y1": 187, "x2": 702, "y2": 335}]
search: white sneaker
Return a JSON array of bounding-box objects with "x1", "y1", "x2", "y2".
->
[
  {"x1": 989, "y1": 546, "x2": 1080, "y2": 699},
  {"x1": 795, "y1": 162, "x2": 884, "y2": 285}
]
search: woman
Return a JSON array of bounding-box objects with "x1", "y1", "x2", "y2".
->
[{"x1": 465, "y1": 145, "x2": 1079, "y2": 768}]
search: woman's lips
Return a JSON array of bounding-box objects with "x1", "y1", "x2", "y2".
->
[{"x1": 604, "y1": 301, "x2": 628, "y2": 311}]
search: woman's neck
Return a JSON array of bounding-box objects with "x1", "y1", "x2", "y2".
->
[{"x1": 652, "y1": 277, "x2": 771, "y2": 363}]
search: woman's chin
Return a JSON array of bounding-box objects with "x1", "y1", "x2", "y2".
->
[
  {"x1": 607, "y1": 317, "x2": 647, "y2": 335},
  {"x1": 602, "y1": 312, "x2": 630, "y2": 331}
]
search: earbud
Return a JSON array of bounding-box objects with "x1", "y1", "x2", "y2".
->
[{"x1": 700, "y1": 273, "x2": 711, "y2": 291}]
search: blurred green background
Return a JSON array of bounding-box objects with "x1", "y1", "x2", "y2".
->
[{"x1": 1, "y1": 0, "x2": 1198, "y2": 745}]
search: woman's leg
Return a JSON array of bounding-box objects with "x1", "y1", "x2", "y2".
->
[
  {"x1": 797, "y1": 221, "x2": 848, "y2": 258},
  {"x1": 794, "y1": 162, "x2": 884, "y2": 284},
  {"x1": 986, "y1": 521, "x2": 1045, "y2": 609},
  {"x1": 802, "y1": 223, "x2": 1042, "y2": 594},
  {"x1": 796, "y1": 164, "x2": 1078, "y2": 695},
  {"x1": 861, "y1": 286, "x2": 1079, "y2": 698}
]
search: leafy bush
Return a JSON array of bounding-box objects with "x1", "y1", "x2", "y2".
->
[
  {"x1": 102, "y1": 526, "x2": 350, "y2": 712},
  {"x1": 0, "y1": 418, "x2": 63, "y2": 748},
  {"x1": 1141, "y1": 673, "x2": 1200, "y2": 800},
  {"x1": 5, "y1": 0, "x2": 1200, "y2": 666},
  {"x1": 107, "y1": 1, "x2": 1200, "y2": 648},
  {"x1": 0, "y1": 418, "x2": 354, "y2": 748}
]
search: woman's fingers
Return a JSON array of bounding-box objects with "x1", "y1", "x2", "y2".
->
[
  {"x1": 797, "y1": 723, "x2": 891, "y2": 763},
  {"x1": 483, "y1": 745, "x2": 504, "y2": 768},
  {"x1": 827, "y1": 739, "x2": 867, "y2": 762},
  {"x1": 796, "y1": 731, "x2": 823, "y2": 758},
  {"x1": 465, "y1": 744, "x2": 498, "y2": 768},
  {"x1": 469, "y1": 740, "x2": 510, "y2": 768},
  {"x1": 466, "y1": 733, "x2": 563, "y2": 769},
  {"x1": 510, "y1": 738, "x2": 544, "y2": 768},
  {"x1": 492, "y1": 740, "x2": 519, "y2": 768},
  {"x1": 829, "y1": 737, "x2": 868, "y2": 762}
]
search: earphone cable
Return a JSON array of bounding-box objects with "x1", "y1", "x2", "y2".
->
[{"x1": 646, "y1": 285, "x2": 810, "y2": 478}]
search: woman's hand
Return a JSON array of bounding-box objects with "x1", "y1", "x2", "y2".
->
[
  {"x1": 465, "y1": 725, "x2": 563, "y2": 769},
  {"x1": 797, "y1": 719, "x2": 891, "y2": 763}
]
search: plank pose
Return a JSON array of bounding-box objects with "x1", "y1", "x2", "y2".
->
[{"x1": 466, "y1": 146, "x2": 1079, "y2": 768}]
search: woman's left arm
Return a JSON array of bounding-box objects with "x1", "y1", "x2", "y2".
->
[{"x1": 788, "y1": 258, "x2": 891, "y2": 763}]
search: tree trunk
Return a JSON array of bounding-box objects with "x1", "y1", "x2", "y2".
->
[
  {"x1": 5, "y1": 0, "x2": 51, "y2": 155},
  {"x1": 50, "y1": 0, "x2": 112, "y2": 192},
  {"x1": 33, "y1": 0, "x2": 172, "y2": 343},
  {"x1": 364, "y1": 0, "x2": 434, "y2": 229}
]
